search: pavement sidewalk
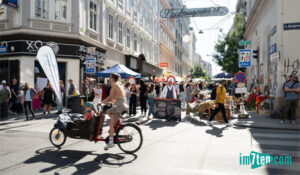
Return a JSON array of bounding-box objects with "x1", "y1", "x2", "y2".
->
[{"x1": 231, "y1": 111, "x2": 300, "y2": 130}]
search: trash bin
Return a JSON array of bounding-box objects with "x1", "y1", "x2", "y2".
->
[{"x1": 71, "y1": 96, "x2": 86, "y2": 114}]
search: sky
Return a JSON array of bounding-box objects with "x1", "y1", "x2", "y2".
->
[{"x1": 183, "y1": 0, "x2": 238, "y2": 76}]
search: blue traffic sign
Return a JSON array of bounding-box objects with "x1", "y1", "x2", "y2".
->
[
  {"x1": 86, "y1": 58, "x2": 96, "y2": 73},
  {"x1": 0, "y1": 46, "x2": 7, "y2": 53},
  {"x1": 239, "y1": 49, "x2": 251, "y2": 68}
]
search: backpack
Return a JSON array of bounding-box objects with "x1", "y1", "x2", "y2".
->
[
  {"x1": 211, "y1": 87, "x2": 217, "y2": 100},
  {"x1": 211, "y1": 87, "x2": 223, "y2": 100}
]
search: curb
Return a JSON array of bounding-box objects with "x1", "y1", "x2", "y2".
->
[{"x1": 233, "y1": 123, "x2": 300, "y2": 131}]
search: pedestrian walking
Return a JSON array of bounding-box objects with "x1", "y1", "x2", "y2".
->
[
  {"x1": 124, "y1": 83, "x2": 131, "y2": 105},
  {"x1": 67, "y1": 79, "x2": 75, "y2": 111},
  {"x1": 139, "y1": 80, "x2": 148, "y2": 117},
  {"x1": 42, "y1": 82, "x2": 54, "y2": 114},
  {"x1": 208, "y1": 80, "x2": 232, "y2": 126},
  {"x1": 129, "y1": 84, "x2": 137, "y2": 117},
  {"x1": 179, "y1": 81, "x2": 186, "y2": 109},
  {"x1": 155, "y1": 82, "x2": 161, "y2": 97},
  {"x1": 147, "y1": 83, "x2": 156, "y2": 120},
  {"x1": 0, "y1": 80, "x2": 11, "y2": 119},
  {"x1": 185, "y1": 83, "x2": 197, "y2": 117},
  {"x1": 9, "y1": 78, "x2": 18, "y2": 114},
  {"x1": 32, "y1": 84, "x2": 41, "y2": 111},
  {"x1": 93, "y1": 83, "x2": 103, "y2": 105},
  {"x1": 281, "y1": 74, "x2": 300, "y2": 124},
  {"x1": 22, "y1": 83, "x2": 37, "y2": 120}
]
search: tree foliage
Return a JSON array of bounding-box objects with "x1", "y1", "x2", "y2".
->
[
  {"x1": 190, "y1": 64, "x2": 211, "y2": 81},
  {"x1": 213, "y1": 12, "x2": 246, "y2": 74}
]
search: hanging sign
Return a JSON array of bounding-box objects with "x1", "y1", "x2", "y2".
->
[{"x1": 160, "y1": 7, "x2": 229, "y2": 18}]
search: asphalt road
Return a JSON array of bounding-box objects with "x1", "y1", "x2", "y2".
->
[{"x1": 0, "y1": 113, "x2": 299, "y2": 175}]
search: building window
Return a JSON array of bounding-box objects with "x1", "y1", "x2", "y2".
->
[
  {"x1": 134, "y1": 33, "x2": 137, "y2": 51},
  {"x1": 118, "y1": 22, "x2": 123, "y2": 44},
  {"x1": 54, "y1": 0, "x2": 68, "y2": 22},
  {"x1": 118, "y1": 0, "x2": 123, "y2": 9},
  {"x1": 126, "y1": 0, "x2": 131, "y2": 14},
  {"x1": 89, "y1": 1, "x2": 97, "y2": 31},
  {"x1": 126, "y1": 28, "x2": 130, "y2": 48},
  {"x1": 35, "y1": 0, "x2": 49, "y2": 19},
  {"x1": 133, "y1": 1, "x2": 137, "y2": 22},
  {"x1": 108, "y1": 14, "x2": 114, "y2": 39},
  {"x1": 139, "y1": 38, "x2": 143, "y2": 53}
]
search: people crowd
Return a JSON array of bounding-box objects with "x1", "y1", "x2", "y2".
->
[{"x1": 0, "y1": 74, "x2": 299, "y2": 126}]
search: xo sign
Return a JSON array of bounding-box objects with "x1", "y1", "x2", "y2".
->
[{"x1": 234, "y1": 72, "x2": 247, "y2": 83}]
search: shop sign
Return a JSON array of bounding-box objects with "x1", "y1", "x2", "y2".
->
[
  {"x1": 86, "y1": 58, "x2": 96, "y2": 73},
  {"x1": 160, "y1": 7, "x2": 228, "y2": 18},
  {"x1": 270, "y1": 52, "x2": 280, "y2": 62},
  {"x1": 239, "y1": 49, "x2": 251, "y2": 68},
  {"x1": 160, "y1": 62, "x2": 168, "y2": 67},
  {"x1": 0, "y1": 46, "x2": 7, "y2": 53},
  {"x1": 284, "y1": 22, "x2": 300, "y2": 30}
]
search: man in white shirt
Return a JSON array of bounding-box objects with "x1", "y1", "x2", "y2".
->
[
  {"x1": 0, "y1": 80, "x2": 11, "y2": 92},
  {"x1": 161, "y1": 80, "x2": 177, "y2": 99}
]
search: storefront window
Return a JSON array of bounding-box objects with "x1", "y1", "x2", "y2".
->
[
  {"x1": 35, "y1": 0, "x2": 49, "y2": 19},
  {"x1": 0, "y1": 60, "x2": 19, "y2": 86}
]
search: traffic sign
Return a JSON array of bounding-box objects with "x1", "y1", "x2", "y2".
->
[
  {"x1": 239, "y1": 40, "x2": 251, "y2": 46},
  {"x1": 239, "y1": 49, "x2": 251, "y2": 67},
  {"x1": 86, "y1": 58, "x2": 96, "y2": 73},
  {"x1": 166, "y1": 76, "x2": 176, "y2": 85},
  {"x1": 128, "y1": 76, "x2": 136, "y2": 84},
  {"x1": 234, "y1": 72, "x2": 247, "y2": 83},
  {"x1": 237, "y1": 83, "x2": 245, "y2": 88}
]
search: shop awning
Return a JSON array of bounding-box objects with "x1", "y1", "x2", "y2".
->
[{"x1": 96, "y1": 64, "x2": 141, "y2": 78}]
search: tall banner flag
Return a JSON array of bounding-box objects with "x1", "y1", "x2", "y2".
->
[{"x1": 36, "y1": 46, "x2": 62, "y2": 104}]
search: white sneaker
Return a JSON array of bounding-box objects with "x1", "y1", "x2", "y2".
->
[
  {"x1": 280, "y1": 120, "x2": 284, "y2": 124},
  {"x1": 226, "y1": 122, "x2": 233, "y2": 127},
  {"x1": 207, "y1": 121, "x2": 213, "y2": 126},
  {"x1": 104, "y1": 143, "x2": 115, "y2": 150}
]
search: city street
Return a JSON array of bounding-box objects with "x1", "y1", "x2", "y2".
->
[{"x1": 0, "y1": 112, "x2": 299, "y2": 175}]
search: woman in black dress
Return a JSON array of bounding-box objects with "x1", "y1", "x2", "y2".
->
[
  {"x1": 42, "y1": 82, "x2": 54, "y2": 114},
  {"x1": 139, "y1": 80, "x2": 148, "y2": 117},
  {"x1": 129, "y1": 84, "x2": 137, "y2": 117}
]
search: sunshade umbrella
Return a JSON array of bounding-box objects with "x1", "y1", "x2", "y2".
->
[
  {"x1": 213, "y1": 72, "x2": 233, "y2": 79},
  {"x1": 96, "y1": 64, "x2": 141, "y2": 78}
]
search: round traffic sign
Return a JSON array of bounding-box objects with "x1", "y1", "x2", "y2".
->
[
  {"x1": 234, "y1": 72, "x2": 247, "y2": 83},
  {"x1": 128, "y1": 76, "x2": 136, "y2": 84},
  {"x1": 166, "y1": 76, "x2": 176, "y2": 85}
]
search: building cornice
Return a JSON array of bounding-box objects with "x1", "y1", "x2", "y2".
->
[{"x1": 244, "y1": 0, "x2": 269, "y2": 37}]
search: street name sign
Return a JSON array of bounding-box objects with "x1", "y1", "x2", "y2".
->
[
  {"x1": 239, "y1": 40, "x2": 251, "y2": 46},
  {"x1": 239, "y1": 49, "x2": 251, "y2": 68},
  {"x1": 284, "y1": 22, "x2": 300, "y2": 30},
  {"x1": 160, "y1": 7, "x2": 229, "y2": 18}
]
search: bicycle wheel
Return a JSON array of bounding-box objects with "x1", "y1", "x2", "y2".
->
[
  {"x1": 116, "y1": 124, "x2": 143, "y2": 154},
  {"x1": 49, "y1": 127, "x2": 67, "y2": 148}
]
